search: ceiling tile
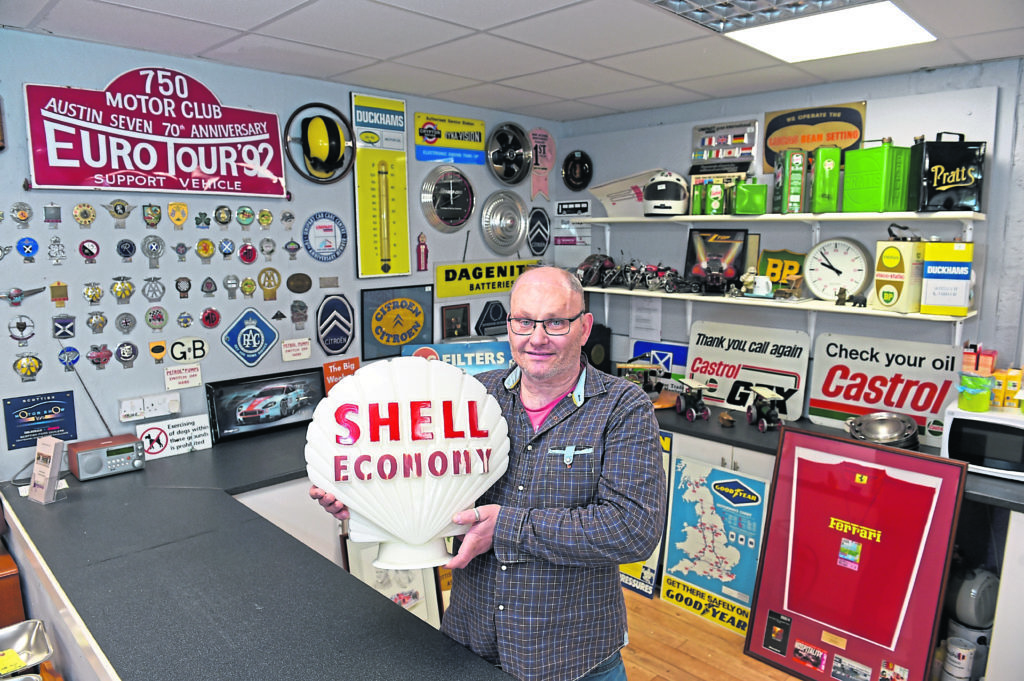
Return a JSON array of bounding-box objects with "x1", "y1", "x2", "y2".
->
[
  {"x1": 580, "y1": 85, "x2": 707, "y2": 112},
  {"x1": 679, "y1": 66, "x2": 826, "y2": 99},
  {"x1": 255, "y1": 0, "x2": 473, "y2": 60},
  {"x1": 953, "y1": 29, "x2": 1024, "y2": 62},
  {"x1": 501, "y1": 0, "x2": 707, "y2": 61},
  {"x1": 397, "y1": 33, "x2": 579, "y2": 81},
  {"x1": 598, "y1": 36, "x2": 780, "y2": 82},
  {"x1": 502, "y1": 63, "x2": 658, "y2": 99},
  {"x1": 508, "y1": 99, "x2": 618, "y2": 121},
  {"x1": 332, "y1": 62, "x2": 481, "y2": 97},
  {"x1": 794, "y1": 41, "x2": 974, "y2": 83},
  {"x1": 435, "y1": 83, "x2": 561, "y2": 112},
  {"x1": 373, "y1": 0, "x2": 585, "y2": 30},
  {"x1": 202, "y1": 34, "x2": 375, "y2": 79},
  {"x1": 35, "y1": 0, "x2": 234, "y2": 56},
  {"x1": 898, "y1": 0, "x2": 1024, "y2": 38},
  {"x1": 95, "y1": 0, "x2": 304, "y2": 29}
]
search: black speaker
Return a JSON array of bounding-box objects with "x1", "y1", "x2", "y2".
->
[{"x1": 584, "y1": 323, "x2": 612, "y2": 373}]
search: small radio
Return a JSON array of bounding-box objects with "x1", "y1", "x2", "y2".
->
[{"x1": 68, "y1": 434, "x2": 145, "y2": 481}]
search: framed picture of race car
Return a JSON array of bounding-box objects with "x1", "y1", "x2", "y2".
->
[{"x1": 206, "y1": 367, "x2": 326, "y2": 442}]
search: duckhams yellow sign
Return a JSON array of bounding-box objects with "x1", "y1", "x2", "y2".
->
[{"x1": 434, "y1": 259, "x2": 540, "y2": 298}]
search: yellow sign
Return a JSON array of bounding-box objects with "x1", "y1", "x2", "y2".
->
[
  {"x1": 434, "y1": 259, "x2": 540, "y2": 298},
  {"x1": 371, "y1": 297, "x2": 425, "y2": 346},
  {"x1": 352, "y1": 93, "x2": 410, "y2": 277},
  {"x1": 763, "y1": 101, "x2": 866, "y2": 173},
  {"x1": 414, "y1": 112, "x2": 486, "y2": 164},
  {"x1": 660, "y1": 574, "x2": 750, "y2": 635}
]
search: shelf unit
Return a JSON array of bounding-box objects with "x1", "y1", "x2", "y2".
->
[{"x1": 573, "y1": 211, "x2": 984, "y2": 345}]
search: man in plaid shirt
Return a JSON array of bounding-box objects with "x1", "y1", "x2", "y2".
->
[{"x1": 312, "y1": 266, "x2": 666, "y2": 680}]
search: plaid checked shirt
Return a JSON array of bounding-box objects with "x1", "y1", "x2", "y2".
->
[{"x1": 441, "y1": 358, "x2": 667, "y2": 681}]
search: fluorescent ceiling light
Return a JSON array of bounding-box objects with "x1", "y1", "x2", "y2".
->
[{"x1": 725, "y1": 2, "x2": 936, "y2": 62}]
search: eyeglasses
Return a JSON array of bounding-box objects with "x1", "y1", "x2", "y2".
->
[{"x1": 507, "y1": 311, "x2": 586, "y2": 336}]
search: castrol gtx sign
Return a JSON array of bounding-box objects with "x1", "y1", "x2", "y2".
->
[
  {"x1": 809, "y1": 333, "x2": 958, "y2": 447},
  {"x1": 25, "y1": 68, "x2": 286, "y2": 196},
  {"x1": 686, "y1": 321, "x2": 809, "y2": 420}
]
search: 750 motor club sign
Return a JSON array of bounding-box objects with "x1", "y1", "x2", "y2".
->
[{"x1": 25, "y1": 67, "x2": 286, "y2": 197}]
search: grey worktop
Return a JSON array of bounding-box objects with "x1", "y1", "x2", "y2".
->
[{"x1": 1, "y1": 426, "x2": 511, "y2": 681}]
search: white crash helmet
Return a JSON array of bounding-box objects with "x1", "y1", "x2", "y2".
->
[{"x1": 643, "y1": 170, "x2": 689, "y2": 216}]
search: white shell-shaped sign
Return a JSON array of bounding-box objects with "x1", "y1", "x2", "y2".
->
[{"x1": 306, "y1": 356, "x2": 510, "y2": 569}]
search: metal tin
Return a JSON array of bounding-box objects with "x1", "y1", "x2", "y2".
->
[{"x1": 845, "y1": 411, "x2": 919, "y2": 449}]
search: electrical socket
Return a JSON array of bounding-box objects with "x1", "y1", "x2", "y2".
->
[{"x1": 119, "y1": 392, "x2": 182, "y2": 422}]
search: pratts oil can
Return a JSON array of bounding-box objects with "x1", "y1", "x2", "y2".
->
[{"x1": 908, "y1": 132, "x2": 985, "y2": 212}]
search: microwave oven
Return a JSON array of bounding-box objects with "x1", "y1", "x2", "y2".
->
[{"x1": 941, "y1": 403, "x2": 1024, "y2": 482}]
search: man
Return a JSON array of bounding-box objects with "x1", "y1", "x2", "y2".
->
[{"x1": 311, "y1": 266, "x2": 666, "y2": 681}]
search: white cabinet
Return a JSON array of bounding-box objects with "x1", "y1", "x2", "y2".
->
[{"x1": 669, "y1": 433, "x2": 774, "y2": 481}]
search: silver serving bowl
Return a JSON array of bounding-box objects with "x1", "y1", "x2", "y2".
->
[{"x1": 845, "y1": 411, "x2": 919, "y2": 450}]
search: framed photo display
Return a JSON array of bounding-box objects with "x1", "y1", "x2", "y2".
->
[
  {"x1": 744, "y1": 427, "x2": 967, "y2": 681},
  {"x1": 441, "y1": 303, "x2": 471, "y2": 340},
  {"x1": 360, "y1": 285, "x2": 433, "y2": 360},
  {"x1": 683, "y1": 228, "x2": 747, "y2": 293},
  {"x1": 205, "y1": 367, "x2": 326, "y2": 442}
]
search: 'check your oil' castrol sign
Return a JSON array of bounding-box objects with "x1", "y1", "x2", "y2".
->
[{"x1": 808, "y1": 333, "x2": 958, "y2": 447}]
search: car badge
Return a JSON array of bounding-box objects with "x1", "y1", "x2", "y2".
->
[
  {"x1": 142, "y1": 235, "x2": 165, "y2": 269},
  {"x1": 58, "y1": 346, "x2": 80, "y2": 372},
  {"x1": 301, "y1": 211, "x2": 347, "y2": 263},
  {"x1": 142, "y1": 277, "x2": 166, "y2": 302},
  {"x1": 1, "y1": 286, "x2": 46, "y2": 307},
  {"x1": 221, "y1": 307, "x2": 279, "y2": 367},
  {"x1": 240, "y1": 277, "x2": 257, "y2": 299},
  {"x1": 14, "y1": 353, "x2": 42, "y2": 381},
  {"x1": 79, "y1": 239, "x2": 100, "y2": 264},
  {"x1": 223, "y1": 275, "x2": 240, "y2": 300},
  {"x1": 49, "y1": 281, "x2": 69, "y2": 308},
  {"x1": 236, "y1": 205, "x2": 255, "y2": 229},
  {"x1": 73, "y1": 203, "x2": 97, "y2": 227},
  {"x1": 82, "y1": 282, "x2": 103, "y2": 306},
  {"x1": 145, "y1": 305, "x2": 169, "y2": 331},
  {"x1": 11, "y1": 202, "x2": 32, "y2": 229},
  {"x1": 47, "y1": 236, "x2": 67, "y2": 265},
  {"x1": 143, "y1": 204, "x2": 162, "y2": 228},
  {"x1": 111, "y1": 276, "x2": 135, "y2": 305},
  {"x1": 259, "y1": 237, "x2": 276, "y2": 261},
  {"x1": 416, "y1": 232, "x2": 428, "y2": 271},
  {"x1": 316, "y1": 294, "x2": 355, "y2": 356},
  {"x1": 257, "y1": 209, "x2": 274, "y2": 229},
  {"x1": 290, "y1": 300, "x2": 309, "y2": 330},
  {"x1": 149, "y1": 340, "x2": 167, "y2": 364},
  {"x1": 258, "y1": 267, "x2": 281, "y2": 301},
  {"x1": 177, "y1": 311, "x2": 194, "y2": 328},
  {"x1": 0, "y1": 246, "x2": 11, "y2": 262},
  {"x1": 44, "y1": 203, "x2": 62, "y2": 228},
  {"x1": 115, "y1": 341, "x2": 139, "y2": 368},
  {"x1": 218, "y1": 238, "x2": 236, "y2": 260},
  {"x1": 87, "y1": 344, "x2": 113, "y2": 369},
  {"x1": 194, "y1": 212, "x2": 211, "y2": 229},
  {"x1": 9, "y1": 315, "x2": 35, "y2": 346},
  {"x1": 283, "y1": 239, "x2": 302, "y2": 260},
  {"x1": 86, "y1": 311, "x2": 108, "y2": 334},
  {"x1": 102, "y1": 199, "x2": 137, "y2": 228},
  {"x1": 528, "y1": 207, "x2": 551, "y2": 256},
  {"x1": 286, "y1": 273, "x2": 313, "y2": 294},
  {"x1": 116, "y1": 238, "x2": 137, "y2": 262},
  {"x1": 213, "y1": 205, "x2": 232, "y2": 227},
  {"x1": 201, "y1": 276, "x2": 218, "y2": 297},
  {"x1": 52, "y1": 314, "x2": 76, "y2": 339},
  {"x1": 196, "y1": 238, "x2": 216, "y2": 264},
  {"x1": 115, "y1": 312, "x2": 137, "y2": 334},
  {"x1": 280, "y1": 210, "x2": 296, "y2": 230},
  {"x1": 168, "y1": 202, "x2": 188, "y2": 229},
  {"x1": 201, "y1": 307, "x2": 221, "y2": 329},
  {"x1": 238, "y1": 240, "x2": 259, "y2": 265},
  {"x1": 174, "y1": 242, "x2": 189, "y2": 262},
  {"x1": 272, "y1": 310, "x2": 287, "y2": 322},
  {"x1": 17, "y1": 237, "x2": 39, "y2": 263},
  {"x1": 175, "y1": 277, "x2": 192, "y2": 299}
]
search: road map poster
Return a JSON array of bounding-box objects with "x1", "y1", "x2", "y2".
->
[{"x1": 660, "y1": 454, "x2": 768, "y2": 635}]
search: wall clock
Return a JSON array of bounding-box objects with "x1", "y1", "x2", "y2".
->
[
  {"x1": 803, "y1": 236, "x2": 873, "y2": 301},
  {"x1": 420, "y1": 164, "x2": 474, "y2": 233}
]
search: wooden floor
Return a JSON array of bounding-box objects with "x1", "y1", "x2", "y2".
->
[{"x1": 621, "y1": 588, "x2": 792, "y2": 681}]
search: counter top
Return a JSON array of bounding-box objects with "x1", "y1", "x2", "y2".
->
[
  {"x1": 1, "y1": 427, "x2": 510, "y2": 681},
  {"x1": 655, "y1": 409, "x2": 1024, "y2": 514}
]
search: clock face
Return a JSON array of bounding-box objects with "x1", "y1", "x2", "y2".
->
[
  {"x1": 804, "y1": 237, "x2": 873, "y2": 301},
  {"x1": 421, "y1": 165, "x2": 474, "y2": 233}
]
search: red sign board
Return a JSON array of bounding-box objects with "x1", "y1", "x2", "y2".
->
[{"x1": 25, "y1": 68, "x2": 287, "y2": 197}]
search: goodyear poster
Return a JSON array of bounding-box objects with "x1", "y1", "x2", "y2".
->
[
  {"x1": 352, "y1": 93, "x2": 410, "y2": 277},
  {"x1": 660, "y1": 454, "x2": 767, "y2": 635}
]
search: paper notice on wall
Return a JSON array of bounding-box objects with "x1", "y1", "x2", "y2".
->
[{"x1": 630, "y1": 298, "x2": 662, "y2": 342}]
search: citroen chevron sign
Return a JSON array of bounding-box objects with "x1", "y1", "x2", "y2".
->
[{"x1": 316, "y1": 294, "x2": 355, "y2": 355}]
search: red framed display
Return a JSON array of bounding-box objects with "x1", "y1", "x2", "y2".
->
[{"x1": 744, "y1": 427, "x2": 966, "y2": 681}]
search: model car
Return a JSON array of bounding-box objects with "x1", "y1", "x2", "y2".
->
[
  {"x1": 675, "y1": 378, "x2": 711, "y2": 422},
  {"x1": 746, "y1": 386, "x2": 783, "y2": 433},
  {"x1": 235, "y1": 383, "x2": 311, "y2": 424}
]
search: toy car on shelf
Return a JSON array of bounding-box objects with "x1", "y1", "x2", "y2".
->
[
  {"x1": 746, "y1": 386, "x2": 783, "y2": 433},
  {"x1": 675, "y1": 378, "x2": 711, "y2": 422}
]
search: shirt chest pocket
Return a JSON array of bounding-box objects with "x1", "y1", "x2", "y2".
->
[{"x1": 536, "y1": 444, "x2": 601, "y2": 507}]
